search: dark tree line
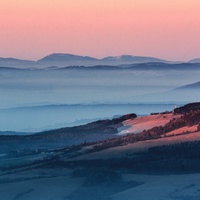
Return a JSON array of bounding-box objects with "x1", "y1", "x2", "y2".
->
[{"x1": 83, "y1": 110, "x2": 200, "y2": 154}]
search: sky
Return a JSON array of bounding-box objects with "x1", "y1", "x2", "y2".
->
[{"x1": 0, "y1": 0, "x2": 200, "y2": 61}]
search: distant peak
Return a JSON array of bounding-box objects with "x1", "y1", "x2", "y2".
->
[
  {"x1": 189, "y1": 58, "x2": 200, "y2": 63},
  {"x1": 38, "y1": 53, "x2": 98, "y2": 62},
  {"x1": 0, "y1": 53, "x2": 173, "y2": 68}
]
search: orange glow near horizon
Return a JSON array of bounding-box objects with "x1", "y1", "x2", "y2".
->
[{"x1": 0, "y1": 0, "x2": 200, "y2": 61}]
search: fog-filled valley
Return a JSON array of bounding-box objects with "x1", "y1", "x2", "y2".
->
[
  {"x1": 2, "y1": 67, "x2": 200, "y2": 109},
  {"x1": 1, "y1": 60, "x2": 200, "y2": 200},
  {"x1": 1, "y1": 65, "x2": 200, "y2": 132},
  {"x1": 2, "y1": 0, "x2": 200, "y2": 197}
]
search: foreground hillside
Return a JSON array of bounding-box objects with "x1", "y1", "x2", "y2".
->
[
  {"x1": 0, "y1": 113, "x2": 137, "y2": 153},
  {"x1": 1, "y1": 102, "x2": 200, "y2": 166},
  {"x1": 1, "y1": 102, "x2": 200, "y2": 200}
]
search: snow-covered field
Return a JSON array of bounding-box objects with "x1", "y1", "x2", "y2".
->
[
  {"x1": 113, "y1": 173, "x2": 200, "y2": 200},
  {"x1": 1, "y1": 168, "x2": 200, "y2": 200},
  {"x1": 0, "y1": 168, "x2": 83, "y2": 200}
]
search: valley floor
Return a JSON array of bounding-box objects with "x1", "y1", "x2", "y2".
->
[
  {"x1": 1, "y1": 168, "x2": 200, "y2": 200},
  {"x1": 113, "y1": 173, "x2": 200, "y2": 200}
]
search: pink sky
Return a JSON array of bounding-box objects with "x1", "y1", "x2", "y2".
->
[{"x1": 0, "y1": 0, "x2": 200, "y2": 61}]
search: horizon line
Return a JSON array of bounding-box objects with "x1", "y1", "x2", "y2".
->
[{"x1": 0, "y1": 52, "x2": 197, "y2": 62}]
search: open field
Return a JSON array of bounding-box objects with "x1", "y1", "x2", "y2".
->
[{"x1": 118, "y1": 113, "x2": 181, "y2": 135}]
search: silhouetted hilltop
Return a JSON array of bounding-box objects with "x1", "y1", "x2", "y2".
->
[
  {"x1": 0, "y1": 53, "x2": 171, "y2": 68},
  {"x1": 189, "y1": 58, "x2": 200, "y2": 63},
  {"x1": 37, "y1": 113, "x2": 137, "y2": 136},
  {"x1": 174, "y1": 102, "x2": 200, "y2": 114},
  {"x1": 2, "y1": 54, "x2": 200, "y2": 69},
  {"x1": 37, "y1": 53, "x2": 98, "y2": 67},
  {"x1": 0, "y1": 113, "x2": 137, "y2": 153},
  {"x1": 101, "y1": 55, "x2": 166, "y2": 64},
  {"x1": 0, "y1": 57, "x2": 36, "y2": 68}
]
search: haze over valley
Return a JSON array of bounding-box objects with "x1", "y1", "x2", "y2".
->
[
  {"x1": 0, "y1": 51, "x2": 200, "y2": 200},
  {"x1": 2, "y1": 0, "x2": 200, "y2": 199},
  {"x1": 1, "y1": 55, "x2": 200, "y2": 132},
  {"x1": 1, "y1": 55, "x2": 200, "y2": 200}
]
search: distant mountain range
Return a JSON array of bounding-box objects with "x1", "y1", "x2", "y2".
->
[
  {"x1": 0, "y1": 57, "x2": 36, "y2": 68},
  {"x1": 0, "y1": 53, "x2": 170, "y2": 68},
  {"x1": 37, "y1": 53, "x2": 98, "y2": 67},
  {"x1": 189, "y1": 58, "x2": 200, "y2": 63},
  {"x1": 0, "y1": 53, "x2": 200, "y2": 69}
]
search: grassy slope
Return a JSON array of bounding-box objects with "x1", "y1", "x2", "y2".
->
[{"x1": 1, "y1": 103, "x2": 200, "y2": 200}]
